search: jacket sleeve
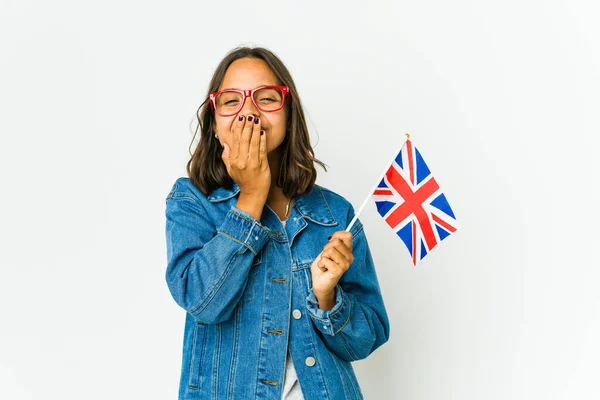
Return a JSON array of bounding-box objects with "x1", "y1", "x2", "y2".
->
[
  {"x1": 305, "y1": 211, "x2": 391, "y2": 362},
  {"x1": 165, "y1": 195, "x2": 270, "y2": 324}
]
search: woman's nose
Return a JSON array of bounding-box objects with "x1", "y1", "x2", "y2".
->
[{"x1": 240, "y1": 96, "x2": 259, "y2": 116}]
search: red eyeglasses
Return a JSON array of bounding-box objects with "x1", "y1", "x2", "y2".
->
[{"x1": 209, "y1": 85, "x2": 290, "y2": 116}]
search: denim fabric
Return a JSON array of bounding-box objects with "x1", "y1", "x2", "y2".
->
[
  {"x1": 279, "y1": 218, "x2": 304, "y2": 400},
  {"x1": 165, "y1": 177, "x2": 390, "y2": 399}
]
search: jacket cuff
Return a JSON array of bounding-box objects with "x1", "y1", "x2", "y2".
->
[
  {"x1": 217, "y1": 206, "x2": 270, "y2": 255},
  {"x1": 306, "y1": 284, "x2": 352, "y2": 336}
]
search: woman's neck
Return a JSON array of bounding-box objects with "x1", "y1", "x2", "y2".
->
[
  {"x1": 265, "y1": 149, "x2": 294, "y2": 220},
  {"x1": 266, "y1": 149, "x2": 287, "y2": 203}
]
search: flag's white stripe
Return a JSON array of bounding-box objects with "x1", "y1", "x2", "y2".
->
[{"x1": 424, "y1": 202, "x2": 459, "y2": 229}]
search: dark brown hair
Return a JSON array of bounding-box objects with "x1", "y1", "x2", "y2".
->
[{"x1": 186, "y1": 46, "x2": 327, "y2": 198}]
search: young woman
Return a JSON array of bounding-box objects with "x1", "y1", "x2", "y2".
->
[{"x1": 165, "y1": 46, "x2": 390, "y2": 400}]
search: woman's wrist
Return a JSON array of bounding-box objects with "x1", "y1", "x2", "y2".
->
[
  {"x1": 315, "y1": 289, "x2": 336, "y2": 311},
  {"x1": 235, "y1": 193, "x2": 267, "y2": 221}
]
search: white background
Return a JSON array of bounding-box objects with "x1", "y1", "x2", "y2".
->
[{"x1": 1, "y1": 0, "x2": 599, "y2": 399}]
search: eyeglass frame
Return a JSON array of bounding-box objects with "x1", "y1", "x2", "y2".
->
[{"x1": 209, "y1": 85, "x2": 290, "y2": 116}]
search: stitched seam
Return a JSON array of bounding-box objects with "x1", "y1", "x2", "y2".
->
[
  {"x1": 212, "y1": 324, "x2": 221, "y2": 399},
  {"x1": 227, "y1": 306, "x2": 241, "y2": 399},
  {"x1": 166, "y1": 179, "x2": 179, "y2": 198},
  {"x1": 306, "y1": 304, "x2": 330, "y2": 322},
  {"x1": 230, "y1": 209, "x2": 254, "y2": 224},
  {"x1": 167, "y1": 193, "x2": 197, "y2": 201},
  {"x1": 208, "y1": 189, "x2": 239, "y2": 202},
  {"x1": 329, "y1": 287, "x2": 344, "y2": 318},
  {"x1": 334, "y1": 296, "x2": 352, "y2": 334},
  {"x1": 292, "y1": 262, "x2": 311, "y2": 271},
  {"x1": 295, "y1": 189, "x2": 337, "y2": 226},
  {"x1": 336, "y1": 355, "x2": 356, "y2": 397},
  {"x1": 190, "y1": 252, "x2": 239, "y2": 316},
  {"x1": 317, "y1": 186, "x2": 338, "y2": 224},
  {"x1": 343, "y1": 360, "x2": 361, "y2": 399},
  {"x1": 351, "y1": 223, "x2": 365, "y2": 239},
  {"x1": 188, "y1": 325, "x2": 197, "y2": 389},
  {"x1": 228, "y1": 209, "x2": 269, "y2": 235},
  {"x1": 331, "y1": 355, "x2": 351, "y2": 399},
  {"x1": 216, "y1": 230, "x2": 257, "y2": 255},
  {"x1": 188, "y1": 323, "x2": 202, "y2": 389},
  {"x1": 208, "y1": 186, "x2": 240, "y2": 202},
  {"x1": 195, "y1": 324, "x2": 207, "y2": 389},
  {"x1": 308, "y1": 313, "x2": 328, "y2": 323},
  {"x1": 165, "y1": 188, "x2": 206, "y2": 210},
  {"x1": 254, "y1": 249, "x2": 270, "y2": 400},
  {"x1": 341, "y1": 356, "x2": 359, "y2": 397},
  {"x1": 300, "y1": 270, "x2": 332, "y2": 399},
  {"x1": 242, "y1": 272, "x2": 256, "y2": 304},
  {"x1": 199, "y1": 325, "x2": 207, "y2": 386},
  {"x1": 340, "y1": 332, "x2": 359, "y2": 361}
]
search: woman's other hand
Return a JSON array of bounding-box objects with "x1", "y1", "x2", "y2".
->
[{"x1": 310, "y1": 231, "x2": 354, "y2": 310}]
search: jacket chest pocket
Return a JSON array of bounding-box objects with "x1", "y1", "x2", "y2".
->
[
  {"x1": 242, "y1": 252, "x2": 262, "y2": 304},
  {"x1": 188, "y1": 321, "x2": 207, "y2": 390},
  {"x1": 293, "y1": 261, "x2": 313, "y2": 296}
]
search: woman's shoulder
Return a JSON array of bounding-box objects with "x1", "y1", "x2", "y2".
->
[
  {"x1": 313, "y1": 184, "x2": 365, "y2": 238},
  {"x1": 313, "y1": 184, "x2": 352, "y2": 210},
  {"x1": 312, "y1": 184, "x2": 361, "y2": 225},
  {"x1": 165, "y1": 177, "x2": 207, "y2": 203},
  {"x1": 166, "y1": 177, "x2": 240, "y2": 207}
]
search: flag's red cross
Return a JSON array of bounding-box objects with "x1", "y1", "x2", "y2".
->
[{"x1": 384, "y1": 167, "x2": 439, "y2": 250}]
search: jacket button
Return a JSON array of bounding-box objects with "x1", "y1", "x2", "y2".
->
[
  {"x1": 305, "y1": 356, "x2": 316, "y2": 367},
  {"x1": 292, "y1": 309, "x2": 302, "y2": 319}
]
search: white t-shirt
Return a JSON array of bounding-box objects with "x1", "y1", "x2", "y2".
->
[{"x1": 280, "y1": 218, "x2": 305, "y2": 399}]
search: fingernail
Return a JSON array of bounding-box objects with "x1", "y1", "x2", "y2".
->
[
  {"x1": 260, "y1": 130, "x2": 265, "y2": 135},
  {"x1": 254, "y1": 117, "x2": 259, "y2": 124},
  {"x1": 247, "y1": 115, "x2": 253, "y2": 122},
  {"x1": 238, "y1": 115, "x2": 243, "y2": 121},
  {"x1": 327, "y1": 236, "x2": 331, "y2": 240}
]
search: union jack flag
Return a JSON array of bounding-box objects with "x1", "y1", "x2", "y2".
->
[{"x1": 373, "y1": 139, "x2": 458, "y2": 266}]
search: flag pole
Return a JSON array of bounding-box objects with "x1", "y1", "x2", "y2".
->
[{"x1": 345, "y1": 133, "x2": 411, "y2": 232}]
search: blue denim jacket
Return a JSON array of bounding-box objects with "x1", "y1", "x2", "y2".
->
[{"x1": 165, "y1": 177, "x2": 390, "y2": 399}]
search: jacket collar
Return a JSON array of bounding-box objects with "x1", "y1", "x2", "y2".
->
[
  {"x1": 208, "y1": 181, "x2": 337, "y2": 226},
  {"x1": 207, "y1": 181, "x2": 241, "y2": 202}
]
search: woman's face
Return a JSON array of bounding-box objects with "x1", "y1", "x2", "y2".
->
[{"x1": 212, "y1": 57, "x2": 288, "y2": 154}]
